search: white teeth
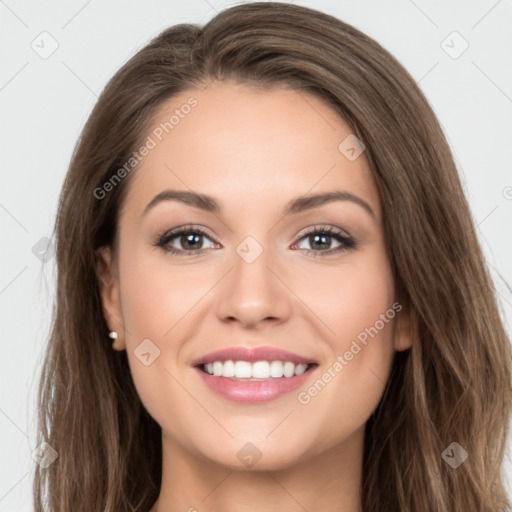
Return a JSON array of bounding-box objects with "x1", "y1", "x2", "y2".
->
[
  {"x1": 202, "y1": 360, "x2": 311, "y2": 379},
  {"x1": 283, "y1": 361, "x2": 295, "y2": 378},
  {"x1": 252, "y1": 361, "x2": 270, "y2": 379},
  {"x1": 294, "y1": 363, "x2": 308, "y2": 376},
  {"x1": 222, "y1": 360, "x2": 235, "y2": 377},
  {"x1": 234, "y1": 361, "x2": 252, "y2": 378},
  {"x1": 270, "y1": 360, "x2": 284, "y2": 378},
  {"x1": 212, "y1": 361, "x2": 223, "y2": 376}
]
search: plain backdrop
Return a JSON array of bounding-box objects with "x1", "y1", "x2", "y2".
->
[{"x1": 1, "y1": 0, "x2": 511, "y2": 509}]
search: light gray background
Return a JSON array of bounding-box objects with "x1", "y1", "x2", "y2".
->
[{"x1": 1, "y1": 0, "x2": 511, "y2": 509}]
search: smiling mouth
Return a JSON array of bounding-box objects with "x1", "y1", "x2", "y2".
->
[{"x1": 197, "y1": 360, "x2": 319, "y2": 380}]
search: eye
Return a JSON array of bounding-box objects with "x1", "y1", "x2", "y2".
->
[
  {"x1": 292, "y1": 225, "x2": 356, "y2": 257},
  {"x1": 154, "y1": 225, "x2": 218, "y2": 256}
]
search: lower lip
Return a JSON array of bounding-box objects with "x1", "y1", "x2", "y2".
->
[{"x1": 194, "y1": 366, "x2": 317, "y2": 403}]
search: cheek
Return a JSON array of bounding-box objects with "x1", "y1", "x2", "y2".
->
[
  {"x1": 119, "y1": 249, "x2": 202, "y2": 339},
  {"x1": 293, "y1": 250, "x2": 396, "y2": 353},
  {"x1": 115, "y1": 248, "x2": 194, "y2": 406},
  {"x1": 289, "y1": 254, "x2": 397, "y2": 436},
  {"x1": 333, "y1": 265, "x2": 395, "y2": 354}
]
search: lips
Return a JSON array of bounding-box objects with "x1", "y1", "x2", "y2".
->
[
  {"x1": 191, "y1": 345, "x2": 319, "y2": 403},
  {"x1": 190, "y1": 346, "x2": 318, "y2": 367}
]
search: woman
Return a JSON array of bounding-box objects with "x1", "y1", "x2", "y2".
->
[{"x1": 33, "y1": 2, "x2": 512, "y2": 511}]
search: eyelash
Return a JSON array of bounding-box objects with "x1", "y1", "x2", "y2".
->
[{"x1": 153, "y1": 224, "x2": 356, "y2": 258}]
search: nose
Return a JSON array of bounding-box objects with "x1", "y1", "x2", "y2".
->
[{"x1": 215, "y1": 243, "x2": 292, "y2": 329}]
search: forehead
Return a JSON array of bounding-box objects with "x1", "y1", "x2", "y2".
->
[{"x1": 120, "y1": 81, "x2": 380, "y2": 223}]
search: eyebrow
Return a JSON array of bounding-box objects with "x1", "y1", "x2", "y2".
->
[{"x1": 142, "y1": 189, "x2": 376, "y2": 219}]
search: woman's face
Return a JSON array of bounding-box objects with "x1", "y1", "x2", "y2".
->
[{"x1": 98, "y1": 81, "x2": 412, "y2": 470}]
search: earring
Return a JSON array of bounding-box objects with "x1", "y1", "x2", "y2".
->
[{"x1": 108, "y1": 331, "x2": 118, "y2": 340}]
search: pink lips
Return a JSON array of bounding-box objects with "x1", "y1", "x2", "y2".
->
[{"x1": 191, "y1": 346, "x2": 318, "y2": 404}]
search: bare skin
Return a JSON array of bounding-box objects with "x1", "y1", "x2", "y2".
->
[{"x1": 97, "y1": 81, "x2": 412, "y2": 512}]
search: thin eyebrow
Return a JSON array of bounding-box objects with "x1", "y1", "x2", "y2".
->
[{"x1": 142, "y1": 189, "x2": 376, "y2": 219}]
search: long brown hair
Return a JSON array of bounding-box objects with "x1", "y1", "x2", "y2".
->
[{"x1": 33, "y1": 2, "x2": 512, "y2": 511}]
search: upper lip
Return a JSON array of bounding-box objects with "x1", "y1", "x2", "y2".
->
[{"x1": 191, "y1": 346, "x2": 318, "y2": 366}]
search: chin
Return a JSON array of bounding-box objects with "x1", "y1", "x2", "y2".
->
[{"x1": 188, "y1": 434, "x2": 314, "y2": 472}]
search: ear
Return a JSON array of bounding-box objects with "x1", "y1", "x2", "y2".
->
[
  {"x1": 96, "y1": 246, "x2": 126, "y2": 351},
  {"x1": 393, "y1": 301, "x2": 414, "y2": 352}
]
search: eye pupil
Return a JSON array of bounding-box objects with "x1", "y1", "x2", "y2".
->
[
  {"x1": 310, "y1": 233, "x2": 330, "y2": 250},
  {"x1": 182, "y1": 233, "x2": 202, "y2": 250}
]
